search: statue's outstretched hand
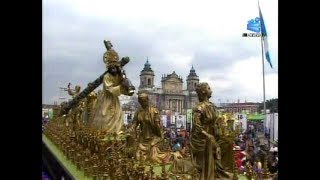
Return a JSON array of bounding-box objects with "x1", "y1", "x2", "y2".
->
[
  {"x1": 207, "y1": 134, "x2": 216, "y2": 144},
  {"x1": 203, "y1": 131, "x2": 218, "y2": 149},
  {"x1": 120, "y1": 57, "x2": 130, "y2": 66}
]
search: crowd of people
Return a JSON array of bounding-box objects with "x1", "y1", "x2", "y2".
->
[
  {"x1": 164, "y1": 126, "x2": 190, "y2": 152},
  {"x1": 162, "y1": 124, "x2": 278, "y2": 178},
  {"x1": 234, "y1": 126, "x2": 278, "y2": 178},
  {"x1": 42, "y1": 116, "x2": 49, "y2": 132}
]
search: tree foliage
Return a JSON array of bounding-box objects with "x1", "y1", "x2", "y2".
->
[{"x1": 258, "y1": 98, "x2": 278, "y2": 113}]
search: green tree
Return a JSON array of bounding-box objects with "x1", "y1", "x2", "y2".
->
[{"x1": 258, "y1": 98, "x2": 278, "y2": 113}]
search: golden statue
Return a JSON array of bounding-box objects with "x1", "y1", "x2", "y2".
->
[
  {"x1": 67, "y1": 83, "x2": 81, "y2": 98},
  {"x1": 216, "y1": 114, "x2": 236, "y2": 171},
  {"x1": 132, "y1": 93, "x2": 171, "y2": 163},
  {"x1": 83, "y1": 91, "x2": 98, "y2": 124},
  {"x1": 90, "y1": 40, "x2": 134, "y2": 134},
  {"x1": 190, "y1": 82, "x2": 230, "y2": 180},
  {"x1": 66, "y1": 84, "x2": 84, "y2": 129},
  {"x1": 103, "y1": 40, "x2": 120, "y2": 69}
]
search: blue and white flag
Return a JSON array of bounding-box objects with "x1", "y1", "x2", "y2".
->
[{"x1": 259, "y1": 4, "x2": 273, "y2": 68}]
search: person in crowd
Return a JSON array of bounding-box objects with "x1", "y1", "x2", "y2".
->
[
  {"x1": 176, "y1": 134, "x2": 185, "y2": 148},
  {"x1": 246, "y1": 144, "x2": 256, "y2": 166},
  {"x1": 251, "y1": 129, "x2": 255, "y2": 139},
  {"x1": 256, "y1": 144, "x2": 268, "y2": 164},
  {"x1": 245, "y1": 135, "x2": 254, "y2": 152},
  {"x1": 172, "y1": 139, "x2": 182, "y2": 151},
  {"x1": 267, "y1": 147, "x2": 278, "y2": 174},
  {"x1": 164, "y1": 128, "x2": 170, "y2": 139},
  {"x1": 169, "y1": 129, "x2": 176, "y2": 146}
]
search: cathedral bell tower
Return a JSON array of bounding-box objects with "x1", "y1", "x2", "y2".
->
[
  {"x1": 139, "y1": 58, "x2": 155, "y2": 90},
  {"x1": 186, "y1": 65, "x2": 199, "y2": 92}
]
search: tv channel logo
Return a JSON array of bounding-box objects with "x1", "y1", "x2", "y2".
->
[
  {"x1": 242, "y1": 17, "x2": 266, "y2": 37},
  {"x1": 242, "y1": 33, "x2": 265, "y2": 37},
  {"x1": 247, "y1": 17, "x2": 261, "y2": 33}
]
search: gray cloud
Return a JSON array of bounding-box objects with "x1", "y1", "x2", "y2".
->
[{"x1": 43, "y1": 0, "x2": 278, "y2": 104}]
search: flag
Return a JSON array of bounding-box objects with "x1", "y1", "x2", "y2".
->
[{"x1": 259, "y1": 3, "x2": 273, "y2": 68}]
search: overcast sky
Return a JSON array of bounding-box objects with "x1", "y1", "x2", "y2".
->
[{"x1": 43, "y1": 0, "x2": 278, "y2": 105}]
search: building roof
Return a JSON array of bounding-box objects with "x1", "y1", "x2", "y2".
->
[
  {"x1": 140, "y1": 58, "x2": 155, "y2": 76},
  {"x1": 42, "y1": 104, "x2": 58, "y2": 109},
  {"x1": 225, "y1": 102, "x2": 260, "y2": 107},
  {"x1": 161, "y1": 71, "x2": 183, "y2": 83},
  {"x1": 187, "y1": 65, "x2": 199, "y2": 80}
]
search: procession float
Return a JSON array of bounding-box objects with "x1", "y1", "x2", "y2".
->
[{"x1": 42, "y1": 40, "x2": 275, "y2": 180}]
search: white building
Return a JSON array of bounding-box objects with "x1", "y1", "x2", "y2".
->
[
  {"x1": 234, "y1": 113, "x2": 247, "y2": 132},
  {"x1": 119, "y1": 95, "x2": 136, "y2": 105},
  {"x1": 42, "y1": 104, "x2": 57, "y2": 119},
  {"x1": 264, "y1": 113, "x2": 278, "y2": 142}
]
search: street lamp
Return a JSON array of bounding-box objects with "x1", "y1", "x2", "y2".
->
[{"x1": 58, "y1": 87, "x2": 68, "y2": 104}]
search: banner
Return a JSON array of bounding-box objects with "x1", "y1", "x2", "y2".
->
[
  {"x1": 237, "y1": 113, "x2": 247, "y2": 132},
  {"x1": 186, "y1": 109, "x2": 193, "y2": 123},
  {"x1": 171, "y1": 115, "x2": 176, "y2": 124},
  {"x1": 166, "y1": 110, "x2": 172, "y2": 127},
  {"x1": 264, "y1": 113, "x2": 278, "y2": 142},
  {"x1": 123, "y1": 114, "x2": 128, "y2": 125},
  {"x1": 161, "y1": 115, "x2": 167, "y2": 128},
  {"x1": 176, "y1": 115, "x2": 186, "y2": 128},
  {"x1": 48, "y1": 109, "x2": 53, "y2": 119},
  {"x1": 273, "y1": 113, "x2": 278, "y2": 142}
]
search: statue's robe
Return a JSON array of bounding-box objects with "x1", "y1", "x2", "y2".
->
[
  {"x1": 90, "y1": 73, "x2": 130, "y2": 133},
  {"x1": 134, "y1": 106, "x2": 171, "y2": 163}
]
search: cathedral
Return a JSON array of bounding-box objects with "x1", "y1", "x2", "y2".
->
[{"x1": 138, "y1": 59, "x2": 200, "y2": 114}]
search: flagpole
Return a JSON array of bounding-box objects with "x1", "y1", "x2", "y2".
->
[
  {"x1": 258, "y1": 0, "x2": 267, "y2": 131},
  {"x1": 261, "y1": 35, "x2": 266, "y2": 116}
]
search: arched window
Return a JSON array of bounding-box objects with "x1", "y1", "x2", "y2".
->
[{"x1": 148, "y1": 78, "x2": 151, "y2": 85}]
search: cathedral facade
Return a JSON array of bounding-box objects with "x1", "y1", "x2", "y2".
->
[{"x1": 138, "y1": 59, "x2": 200, "y2": 114}]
